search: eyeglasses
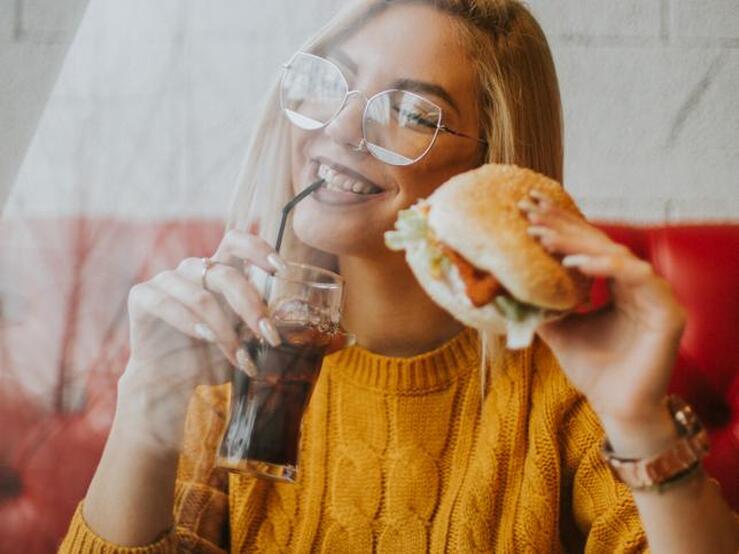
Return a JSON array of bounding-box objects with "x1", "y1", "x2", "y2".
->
[{"x1": 279, "y1": 52, "x2": 486, "y2": 166}]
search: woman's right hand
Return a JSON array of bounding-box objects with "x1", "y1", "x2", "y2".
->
[{"x1": 115, "y1": 228, "x2": 287, "y2": 451}]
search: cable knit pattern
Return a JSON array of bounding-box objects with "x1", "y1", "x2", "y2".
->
[{"x1": 60, "y1": 327, "x2": 648, "y2": 553}]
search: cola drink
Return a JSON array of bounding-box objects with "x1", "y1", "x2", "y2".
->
[
  {"x1": 215, "y1": 261, "x2": 344, "y2": 482},
  {"x1": 216, "y1": 320, "x2": 337, "y2": 480}
]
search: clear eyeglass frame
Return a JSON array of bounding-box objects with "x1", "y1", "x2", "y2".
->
[{"x1": 279, "y1": 51, "x2": 486, "y2": 166}]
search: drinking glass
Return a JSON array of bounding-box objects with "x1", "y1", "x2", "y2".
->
[{"x1": 215, "y1": 262, "x2": 344, "y2": 482}]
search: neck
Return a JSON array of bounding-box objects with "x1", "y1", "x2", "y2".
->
[{"x1": 338, "y1": 253, "x2": 464, "y2": 357}]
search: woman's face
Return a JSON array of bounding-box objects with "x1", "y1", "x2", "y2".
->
[{"x1": 290, "y1": 3, "x2": 483, "y2": 258}]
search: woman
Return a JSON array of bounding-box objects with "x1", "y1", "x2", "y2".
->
[{"x1": 61, "y1": 0, "x2": 738, "y2": 552}]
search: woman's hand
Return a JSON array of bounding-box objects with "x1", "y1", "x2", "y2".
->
[
  {"x1": 118, "y1": 228, "x2": 286, "y2": 450},
  {"x1": 520, "y1": 192, "x2": 687, "y2": 454}
]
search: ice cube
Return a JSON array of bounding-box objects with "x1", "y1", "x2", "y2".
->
[{"x1": 271, "y1": 297, "x2": 327, "y2": 327}]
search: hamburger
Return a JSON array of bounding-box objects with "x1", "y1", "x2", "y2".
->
[{"x1": 384, "y1": 164, "x2": 591, "y2": 349}]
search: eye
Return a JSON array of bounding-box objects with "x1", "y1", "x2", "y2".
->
[{"x1": 391, "y1": 105, "x2": 439, "y2": 132}]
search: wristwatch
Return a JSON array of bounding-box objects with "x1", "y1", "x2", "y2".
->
[{"x1": 601, "y1": 396, "x2": 710, "y2": 491}]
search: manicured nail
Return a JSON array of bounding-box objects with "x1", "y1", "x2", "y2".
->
[
  {"x1": 343, "y1": 333, "x2": 357, "y2": 348},
  {"x1": 258, "y1": 318, "x2": 282, "y2": 347},
  {"x1": 527, "y1": 225, "x2": 553, "y2": 238},
  {"x1": 267, "y1": 253, "x2": 288, "y2": 273},
  {"x1": 517, "y1": 199, "x2": 538, "y2": 212},
  {"x1": 530, "y1": 190, "x2": 552, "y2": 209},
  {"x1": 562, "y1": 255, "x2": 591, "y2": 267},
  {"x1": 194, "y1": 323, "x2": 217, "y2": 342},
  {"x1": 236, "y1": 347, "x2": 259, "y2": 377}
]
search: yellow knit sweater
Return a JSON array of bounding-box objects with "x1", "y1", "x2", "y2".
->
[{"x1": 60, "y1": 327, "x2": 647, "y2": 552}]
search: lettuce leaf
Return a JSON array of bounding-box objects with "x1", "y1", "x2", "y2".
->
[
  {"x1": 385, "y1": 206, "x2": 450, "y2": 279},
  {"x1": 494, "y1": 295, "x2": 547, "y2": 349},
  {"x1": 384, "y1": 207, "x2": 428, "y2": 251},
  {"x1": 493, "y1": 295, "x2": 541, "y2": 322}
]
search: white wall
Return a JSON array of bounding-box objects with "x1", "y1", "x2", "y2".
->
[
  {"x1": 0, "y1": 0, "x2": 89, "y2": 210},
  {"x1": 4, "y1": 0, "x2": 739, "y2": 222},
  {"x1": 528, "y1": 0, "x2": 739, "y2": 222}
]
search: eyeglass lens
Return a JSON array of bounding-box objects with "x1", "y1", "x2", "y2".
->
[{"x1": 281, "y1": 53, "x2": 442, "y2": 166}]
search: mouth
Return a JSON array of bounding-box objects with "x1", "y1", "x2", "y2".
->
[{"x1": 313, "y1": 157, "x2": 385, "y2": 196}]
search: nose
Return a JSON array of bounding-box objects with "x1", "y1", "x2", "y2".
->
[{"x1": 323, "y1": 90, "x2": 366, "y2": 152}]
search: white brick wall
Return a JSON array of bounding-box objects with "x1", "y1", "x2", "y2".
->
[
  {"x1": 557, "y1": 45, "x2": 739, "y2": 221},
  {"x1": 20, "y1": 0, "x2": 87, "y2": 41},
  {"x1": 0, "y1": 1, "x2": 14, "y2": 42},
  {"x1": 2, "y1": 0, "x2": 738, "y2": 222},
  {"x1": 527, "y1": 0, "x2": 663, "y2": 41},
  {"x1": 0, "y1": 0, "x2": 89, "y2": 210},
  {"x1": 674, "y1": 0, "x2": 739, "y2": 42}
]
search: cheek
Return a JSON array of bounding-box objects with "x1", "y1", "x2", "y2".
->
[
  {"x1": 392, "y1": 143, "x2": 483, "y2": 200},
  {"x1": 390, "y1": 163, "x2": 454, "y2": 202},
  {"x1": 290, "y1": 129, "x2": 313, "y2": 187}
]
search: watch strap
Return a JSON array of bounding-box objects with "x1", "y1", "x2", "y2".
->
[{"x1": 601, "y1": 396, "x2": 710, "y2": 491}]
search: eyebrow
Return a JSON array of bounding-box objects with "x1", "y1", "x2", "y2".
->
[
  {"x1": 328, "y1": 48, "x2": 460, "y2": 115},
  {"x1": 389, "y1": 78, "x2": 460, "y2": 115}
]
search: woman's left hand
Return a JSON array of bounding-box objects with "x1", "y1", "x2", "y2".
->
[{"x1": 520, "y1": 191, "x2": 687, "y2": 449}]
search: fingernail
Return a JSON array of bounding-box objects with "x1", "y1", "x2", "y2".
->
[
  {"x1": 527, "y1": 225, "x2": 552, "y2": 238},
  {"x1": 562, "y1": 255, "x2": 590, "y2": 267},
  {"x1": 517, "y1": 199, "x2": 538, "y2": 212},
  {"x1": 194, "y1": 323, "x2": 217, "y2": 342},
  {"x1": 343, "y1": 333, "x2": 357, "y2": 348},
  {"x1": 530, "y1": 190, "x2": 547, "y2": 201},
  {"x1": 236, "y1": 347, "x2": 259, "y2": 377},
  {"x1": 530, "y1": 190, "x2": 551, "y2": 209},
  {"x1": 267, "y1": 253, "x2": 288, "y2": 273},
  {"x1": 258, "y1": 318, "x2": 282, "y2": 347}
]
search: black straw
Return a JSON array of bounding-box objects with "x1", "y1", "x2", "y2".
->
[{"x1": 274, "y1": 178, "x2": 325, "y2": 253}]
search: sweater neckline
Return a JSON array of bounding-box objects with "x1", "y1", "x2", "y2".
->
[{"x1": 323, "y1": 326, "x2": 479, "y2": 393}]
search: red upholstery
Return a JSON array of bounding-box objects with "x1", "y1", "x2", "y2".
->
[
  {"x1": 0, "y1": 218, "x2": 737, "y2": 552},
  {"x1": 597, "y1": 224, "x2": 739, "y2": 508}
]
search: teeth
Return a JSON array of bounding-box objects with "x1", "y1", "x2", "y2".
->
[{"x1": 317, "y1": 163, "x2": 379, "y2": 195}]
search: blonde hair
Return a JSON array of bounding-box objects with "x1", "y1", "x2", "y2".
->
[{"x1": 226, "y1": 0, "x2": 563, "y2": 390}]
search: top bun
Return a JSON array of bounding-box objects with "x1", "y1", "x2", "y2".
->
[{"x1": 427, "y1": 163, "x2": 590, "y2": 310}]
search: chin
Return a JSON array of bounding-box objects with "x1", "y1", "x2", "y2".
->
[
  {"x1": 292, "y1": 216, "x2": 351, "y2": 255},
  {"x1": 292, "y1": 210, "x2": 383, "y2": 257}
]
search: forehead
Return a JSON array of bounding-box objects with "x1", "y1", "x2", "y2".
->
[{"x1": 335, "y1": 4, "x2": 476, "y2": 98}]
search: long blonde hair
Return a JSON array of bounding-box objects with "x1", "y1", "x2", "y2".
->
[{"x1": 226, "y1": 0, "x2": 563, "y2": 388}]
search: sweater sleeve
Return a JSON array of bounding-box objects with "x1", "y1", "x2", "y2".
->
[
  {"x1": 561, "y1": 396, "x2": 649, "y2": 553},
  {"x1": 58, "y1": 385, "x2": 232, "y2": 553}
]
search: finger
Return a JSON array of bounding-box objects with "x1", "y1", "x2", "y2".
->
[
  {"x1": 212, "y1": 229, "x2": 286, "y2": 274},
  {"x1": 175, "y1": 258, "x2": 281, "y2": 347},
  {"x1": 562, "y1": 253, "x2": 653, "y2": 285},
  {"x1": 520, "y1": 198, "x2": 588, "y2": 234},
  {"x1": 519, "y1": 192, "x2": 601, "y2": 245},
  {"x1": 129, "y1": 283, "x2": 226, "y2": 353},
  {"x1": 151, "y1": 271, "x2": 239, "y2": 350},
  {"x1": 526, "y1": 218, "x2": 626, "y2": 258},
  {"x1": 526, "y1": 225, "x2": 611, "y2": 257},
  {"x1": 189, "y1": 261, "x2": 281, "y2": 345}
]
